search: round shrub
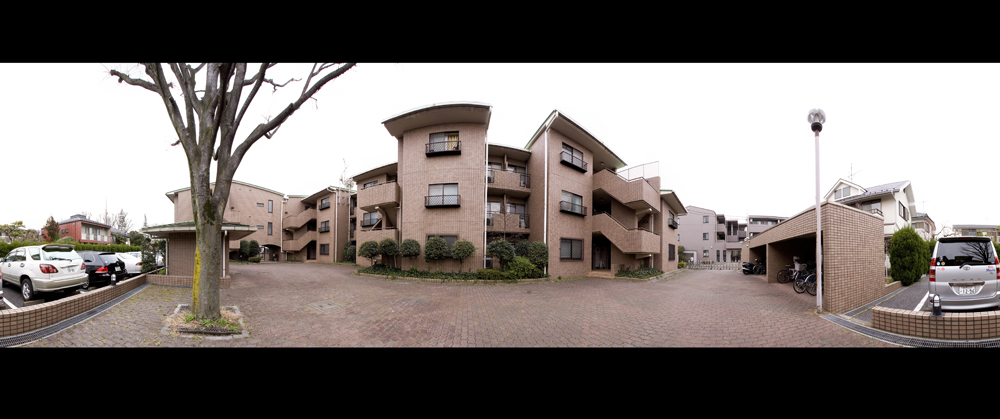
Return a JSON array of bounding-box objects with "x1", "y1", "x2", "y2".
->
[
  {"x1": 425, "y1": 236, "x2": 448, "y2": 263},
  {"x1": 487, "y1": 239, "x2": 515, "y2": 269},
  {"x1": 401, "y1": 239, "x2": 421, "y2": 259},
  {"x1": 513, "y1": 240, "x2": 531, "y2": 258},
  {"x1": 380, "y1": 238, "x2": 400, "y2": 267},
  {"x1": 890, "y1": 226, "x2": 927, "y2": 286},
  {"x1": 507, "y1": 256, "x2": 541, "y2": 279},
  {"x1": 343, "y1": 244, "x2": 356, "y2": 262},
  {"x1": 452, "y1": 239, "x2": 476, "y2": 271},
  {"x1": 527, "y1": 241, "x2": 548, "y2": 269},
  {"x1": 358, "y1": 240, "x2": 381, "y2": 266}
]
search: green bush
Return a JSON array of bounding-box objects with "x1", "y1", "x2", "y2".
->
[
  {"x1": 452, "y1": 239, "x2": 476, "y2": 271},
  {"x1": 616, "y1": 266, "x2": 664, "y2": 279},
  {"x1": 358, "y1": 240, "x2": 381, "y2": 266},
  {"x1": 526, "y1": 241, "x2": 548, "y2": 269},
  {"x1": 343, "y1": 244, "x2": 356, "y2": 263},
  {"x1": 476, "y1": 269, "x2": 510, "y2": 281},
  {"x1": 248, "y1": 256, "x2": 262, "y2": 263},
  {"x1": 487, "y1": 239, "x2": 515, "y2": 269},
  {"x1": 424, "y1": 236, "x2": 448, "y2": 263},
  {"x1": 513, "y1": 240, "x2": 531, "y2": 258},
  {"x1": 57, "y1": 236, "x2": 75, "y2": 244},
  {"x1": 380, "y1": 238, "x2": 400, "y2": 268},
  {"x1": 239, "y1": 240, "x2": 251, "y2": 260},
  {"x1": 249, "y1": 240, "x2": 260, "y2": 258},
  {"x1": 401, "y1": 239, "x2": 421, "y2": 260},
  {"x1": 678, "y1": 260, "x2": 687, "y2": 269},
  {"x1": 890, "y1": 226, "x2": 927, "y2": 286},
  {"x1": 507, "y1": 256, "x2": 542, "y2": 279}
]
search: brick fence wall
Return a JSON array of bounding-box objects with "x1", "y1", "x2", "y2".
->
[{"x1": 873, "y1": 306, "x2": 1000, "y2": 340}]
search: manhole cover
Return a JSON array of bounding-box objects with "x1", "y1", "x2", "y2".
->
[{"x1": 309, "y1": 301, "x2": 341, "y2": 312}]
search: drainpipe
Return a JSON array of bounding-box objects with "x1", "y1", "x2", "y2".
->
[
  {"x1": 484, "y1": 131, "x2": 489, "y2": 269},
  {"x1": 328, "y1": 187, "x2": 338, "y2": 262},
  {"x1": 280, "y1": 196, "x2": 287, "y2": 261},
  {"x1": 222, "y1": 229, "x2": 227, "y2": 278},
  {"x1": 542, "y1": 112, "x2": 556, "y2": 276}
]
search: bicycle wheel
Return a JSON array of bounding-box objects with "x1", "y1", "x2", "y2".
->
[
  {"x1": 805, "y1": 274, "x2": 817, "y2": 296},
  {"x1": 777, "y1": 270, "x2": 791, "y2": 284},
  {"x1": 793, "y1": 276, "x2": 806, "y2": 293}
]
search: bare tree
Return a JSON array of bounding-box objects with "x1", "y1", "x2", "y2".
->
[
  {"x1": 110, "y1": 63, "x2": 356, "y2": 320},
  {"x1": 115, "y1": 209, "x2": 133, "y2": 233}
]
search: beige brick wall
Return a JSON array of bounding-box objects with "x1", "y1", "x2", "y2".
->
[{"x1": 545, "y1": 129, "x2": 593, "y2": 279}]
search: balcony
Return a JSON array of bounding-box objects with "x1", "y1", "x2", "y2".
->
[
  {"x1": 592, "y1": 169, "x2": 660, "y2": 212},
  {"x1": 426, "y1": 195, "x2": 461, "y2": 207},
  {"x1": 282, "y1": 208, "x2": 316, "y2": 231},
  {"x1": 668, "y1": 219, "x2": 679, "y2": 229},
  {"x1": 358, "y1": 181, "x2": 400, "y2": 213},
  {"x1": 592, "y1": 212, "x2": 660, "y2": 254},
  {"x1": 360, "y1": 216, "x2": 381, "y2": 228},
  {"x1": 283, "y1": 230, "x2": 318, "y2": 252},
  {"x1": 486, "y1": 212, "x2": 530, "y2": 234},
  {"x1": 426, "y1": 140, "x2": 461, "y2": 156},
  {"x1": 487, "y1": 169, "x2": 531, "y2": 197},
  {"x1": 560, "y1": 151, "x2": 588, "y2": 172},
  {"x1": 559, "y1": 201, "x2": 587, "y2": 216}
]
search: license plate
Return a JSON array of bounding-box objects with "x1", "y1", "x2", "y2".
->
[
  {"x1": 67, "y1": 268, "x2": 75, "y2": 273},
  {"x1": 958, "y1": 285, "x2": 977, "y2": 295}
]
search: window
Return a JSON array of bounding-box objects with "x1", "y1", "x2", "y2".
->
[
  {"x1": 669, "y1": 244, "x2": 675, "y2": 261},
  {"x1": 560, "y1": 143, "x2": 587, "y2": 172},
  {"x1": 703, "y1": 233, "x2": 708, "y2": 240},
  {"x1": 899, "y1": 202, "x2": 908, "y2": 221},
  {"x1": 362, "y1": 212, "x2": 380, "y2": 227},
  {"x1": 429, "y1": 235, "x2": 458, "y2": 257},
  {"x1": 507, "y1": 164, "x2": 525, "y2": 173},
  {"x1": 716, "y1": 250, "x2": 721, "y2": 262},
  {"x1": 703, "y1": 216, "x2": 709, "y2": 223},
  {"x1": 703, "y1": 250, "x2": 709, "y2": 258},
  {"x1": 560, "y1": 191, "x2": 585, "y2": 215},
  {"x1": 257, "y1": 225, "x2": 264, "y2": 230},
  {"x1": 364, "y1": 180, "x2": 378, "y2": 189},
  {"x1": 835, "y1": 186, "x2": 851, "y2": 199},
  {"x1": 268, "y1": 200, "x2": 273, "y2": 213},
  {"x1": 320, "y1": 244, "x2": 329, "y2": 255},
  {"x1": 320, "y1": 198, "x2": 330, "y2": 210},
  {"x1": 268, "y1": 222, "x2": 273, "y2": 235},
  {"x1": 426, "y1": 183, "x2": 459, "y2": 206},
  {"x1": 320, "y1": 220, "x2": 330, "y2": 232},
  {"x1": 427, "y1": 132, "x2": 460, "y2": 154},
  {"x1": 257, "y1": 203, "x2": 264, "y2": 207},
  {"x1": 560, "y1": 239, "x2": 583, "y2": 260}
]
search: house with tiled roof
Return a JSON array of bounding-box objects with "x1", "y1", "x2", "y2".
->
[
  {"x1": 823, "y1": 179, "x2": 918, "y2": 250},
  {"x1": 912, "y1": 212, "x2": 936, "y2": 241}
]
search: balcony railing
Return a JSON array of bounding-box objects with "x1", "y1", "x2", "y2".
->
[
  {"x1": 866, "y1": 208, "x2": 883, "y2": 216},
  {"x1": 487, "y1": 212, "x2": 530, "y2": 229},
  {"x1": 487, "y1": 169, "x2": 531, "y2": 188},
  {"x1": 360, "y1": 217, "x2": 380, "y2": 228},
  {"x1": 560, "y1": 151, "x2": 588, "y2": 172},
  {"x1": 426, "y1": 140, "x2": 461, "y2": 156},
  {"x1": 668, "y1": 219, "x2": 679, "y2": 229},
  {"x1": 425, "y1": 195, "x2": 461, "y2": 207},
  {"x1": 560, "y1": 201, "x2": 587, "y2": 216},
  {"x1": 319, "y1": 225, "x2": 330, "y2": 233}
]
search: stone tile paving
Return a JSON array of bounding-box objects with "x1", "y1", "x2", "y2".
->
[{"x1": 24, "y1": 263, "x2": 898, "y2": 347}]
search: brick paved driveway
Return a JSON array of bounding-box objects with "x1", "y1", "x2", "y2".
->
[{"x1": 24, "y1": 263, "x2": 898, "y2": 347}]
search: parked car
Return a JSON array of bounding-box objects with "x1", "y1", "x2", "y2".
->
[
  {"x1": 1, "y1": 244, "x2": 88, "y2": 301},
  {"x1": 78, "y1": 251, "x2": 127, "y2": 290},
  {"x1": 128, "y1": 251, "x2": 163, "y2": 268},
  {"x1": 929, "y1": 236, "x2": 1000, "y2": 310},
  {"x1": 115, "y1": 253, "x2": 142, "y2": 277}
]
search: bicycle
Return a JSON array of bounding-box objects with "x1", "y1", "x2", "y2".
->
[{"x1": 777, "y1": 265, "x2": 794, "y2": 284}]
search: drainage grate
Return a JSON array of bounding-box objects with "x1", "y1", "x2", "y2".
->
[
  {"x1": 0, "y1": 284, "x2": 151, "y2": 348},
  {"x1": 822, "y1": 314, "x2": 1000, "y2": 348}
]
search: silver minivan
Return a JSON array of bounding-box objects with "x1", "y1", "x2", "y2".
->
[{"x1": 929, "y1": 236, "x2": 1000, "y2": 310}]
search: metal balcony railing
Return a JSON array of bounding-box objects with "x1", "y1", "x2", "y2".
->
[
  {"x1": 361, "y1": 217, "x2": 380, "y2": 227},
  {"x1": 425, "y1": 195, "x2": 461, "y2": 207},
  {"x1": 486, "y1": 212, "x2": 530, "y2": 229},
  {"x1": 560, "y1": 151, "x2": 588, "y2": 172},
  {"x1": 560, "y1": 201, "x2": 587, "y2": 216},
  {"x1": 319, "y1": 225, "x2": 330, "y2": 233},
  {"x1": 668, "y1": 219, "x2": 679, "y2": 229},
  {"x1": 426, "y1": 140, "x2": 461, "y2": 155}
]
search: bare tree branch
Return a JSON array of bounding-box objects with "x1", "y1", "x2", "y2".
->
[
  {"x1": 234, "y1": 63, "x2": 268, "y2": 135},
  {"x1": 109, "y1": 69, "x2": 159, "y2": 92}
]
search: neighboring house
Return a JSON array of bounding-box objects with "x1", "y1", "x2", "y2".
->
[
  {"x1": 953, "y1": 225, "x2": 1000, "y2": 242},
  {"x1": 48, "y1": 214, "x2": 116, "y2": 244},
  {"x1": 911, "y1": 212, "x2": 936, "y2": 241},
  {"x1": 677, "y1": 206, "x2": 750, "y2": 264},
  {"x1": 748, "y1": 215, "x2": 786, "y2": 239},
  {"x1": 823, "y1": 178, "x2": 917, "y2": 250}
]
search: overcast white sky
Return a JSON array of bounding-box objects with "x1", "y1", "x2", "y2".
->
[{"x1": 1, "y1": 63, "x2": 996, "y2": 234}]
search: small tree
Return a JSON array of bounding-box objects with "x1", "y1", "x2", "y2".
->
[
  {"x1": 487, "y1": 239, "x2": 515, "y2": 269},
  {"x1": 249, "y1": 239, "x2": 260, "y2": 258},
  {"x1": 513, "y1": 240, "x2": 531, "y2": 258},
  {"x1": 678, "y1": 245, "x2": 686, "y2": 262},
  {"x1": 526, "y1": 241, "x2": 549, "y2": 270},
  {"x1": 380, "y1": 238, "x2": 400, "y2": 268},
  {"x1": 43, "y1": 217, "x2": 59, "y2": 243},
  {"x1": 452, "y1": 239, "x2": 476, "y2": 272},
  {"x1": 424, "y1": 236, "x2": 448, "y2": 264},
  {"x1": 358, "y1": 240, "x2": 381, "y2": 266},
  {"x1": 890, "y1": 226, "x2": 926, "y2": 286},
  {"x1": 401, "y1": 239, "x2": 421, "y2": 262},
  {"x1": 343, "y1": 244, "x2": 356, "y2": 263},
  {"x1": 239, "y1": 240, "x2": 251, "y2": 260}
]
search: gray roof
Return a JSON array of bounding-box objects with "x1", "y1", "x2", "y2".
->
[
  {"x1": 954, "y1": 225, "x2": 999, "y2": 230},
  {"x1": 836, "y1": 180, "x2": 909, "y2": 204},
  {"x1": 58, "y1": 215, "x2": 112, "y2": 228}
]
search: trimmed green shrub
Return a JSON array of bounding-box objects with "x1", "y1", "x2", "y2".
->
[
  {"x1": 890, "y1": 226, "x2": 927, "y2": 286},
  {"x1": 507, "y1": 256, "x2": 542, "y2": 279},
  {"x1": 425, "y1": 236, "x2": 448, "y2": 263},
  {"x1": 476, "y1": 269, "x2": 510, "y2": 281},
  {"x1": 358, "y1": 240, "x2": 381, "y2": 266},
  {"x1": 380, "y1": 238, "x2": 400, "y2": 268},
  {"x1": 513, "y1": 240, "x2": 531, "y2": 258},
  {"x1": 678, "y1": 260, "x2": 687, "y2": 269},
  {"x1": 401, "y1": 239, "x2": 421, "y2": 260},
  {"x1": 249, "y1": 240, "x2": 260, "y2": 258},
  {"x1": 343, "y1": 244, "x2": 356, "y2": 263},
  {"x1": 526, "y1": 241, "x2": 548, "y2": 269},
  {"x1": 616, "y1": 266, "x2": 664, "y2": 279},
  {"x1": 452, "y1": 239, "x2": 476, "y2": 271},
  {"x1": 248, "y1": 256, "x2": 262, "y2": 263},
  {"x1": 57, "y1": 236, "x2": 75, "y2": 244},
  {"x1": 487, "y1": 239, "x2": 515, "y2": 269},
  {"x1": 239, "y1": 240, "x2": 251, "y2": 260}
]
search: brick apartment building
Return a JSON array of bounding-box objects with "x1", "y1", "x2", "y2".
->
[
  {"x1": 44, "y1": 214, "x2": 117, "y2": 244},
  {"x1": 162, "y1": 102, "x2": 687, "y2": 278}
]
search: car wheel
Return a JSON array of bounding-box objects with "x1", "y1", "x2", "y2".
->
[
  {"x1": 21, "y1": 279, "x2": 35, "y2": 301},
  {"x1": 81, "y1": 276, "x2": 90, "y2": 290}
]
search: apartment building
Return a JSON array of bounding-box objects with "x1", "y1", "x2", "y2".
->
[
  {"x1": 351, "y1": 102, "x2": 687, "y2": 278},
  {"x1": 282, "y1": 186, "x2": 353, "y2": 263},
  {"x1": 677, "y1": 206, "x2": 751, "y2": 264},
  {"x1": 748, "y1": 215, "x2": 786, "y2": 239},
  {"x1": 953, "y1": 225, "x2": 999, "y2": 242},
  {"x1": 51, "y1": 214, "x2": 116, "y2": 244}
]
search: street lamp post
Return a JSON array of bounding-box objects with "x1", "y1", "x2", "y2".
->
[{"x1": 808, "y1": 108, "x2": 826, "y2": 313}]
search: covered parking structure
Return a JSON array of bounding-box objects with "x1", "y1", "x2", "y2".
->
[{"x1": 741, "y1": 201, "x2": 900, "y2": 314}]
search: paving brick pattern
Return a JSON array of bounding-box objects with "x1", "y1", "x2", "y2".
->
[{"x1": 23, "y1": 264, "x2": 898, "y2": 347}]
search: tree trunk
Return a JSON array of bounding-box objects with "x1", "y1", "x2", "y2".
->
[{"x1": 190, "y1": 172, "x2": 224, "y2": 321}]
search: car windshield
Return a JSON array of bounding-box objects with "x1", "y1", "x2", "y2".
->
[
  {"x1": 98, "y1": 254, "x2": 120, "y2": 265},
  {"x1": 42, "y1": 249, "x2": 81, "y2": 261},
  {"x1": 937, "y1": 240, "x2": 996, "y2": 266},
  {"x1": 117, "y1": 253, "x2": 137, "y2": 260}
]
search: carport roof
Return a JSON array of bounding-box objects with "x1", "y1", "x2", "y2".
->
[{"x1": 141, "y1": 221, "x2": 255, "y2": 240}]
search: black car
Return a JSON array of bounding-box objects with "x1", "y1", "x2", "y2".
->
[{"x1": 78, "y1": 251, "x2": 127, "y2": 290}]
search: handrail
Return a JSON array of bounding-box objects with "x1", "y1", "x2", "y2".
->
[
  {"x1": 593, "y1": 212, "x2": 660, "y2": 235},
  {"x1": 426, "y1": 140, "x2": 461, "y2": 154},
  {"x1": 559, "y1": 200, "x2": 587, "y2": 215},
  {"x1": 425, "y1": 195, "x2": 461, "y2": 206},
  {"x1": 560, "y1": 151, "x2": 588, "y2": 171}
]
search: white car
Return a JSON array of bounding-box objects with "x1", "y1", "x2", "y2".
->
[
  {"x1": 128, "y1": 251, "x2": 163, "y2": 266},
  {"x1": 116, "y1": 253, "x2": 143, "y2": 277},
  {"x1": 1, "y1": 244, "x2": 88, "y2": 301}
]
